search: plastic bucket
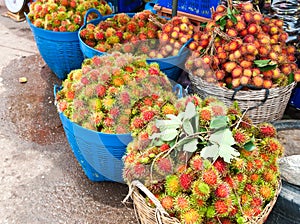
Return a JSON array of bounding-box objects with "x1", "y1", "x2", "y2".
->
[
  {"x1": 25, "y1": 14, "x2": 84, "y2": 80},
  {"x1": 78, "y1": 9, "x2": 192, "y2": 81}
]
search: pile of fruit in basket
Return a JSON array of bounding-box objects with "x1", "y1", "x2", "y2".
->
[
  {"x1": 27, "y1": 0, "x2": 112, "y2": 31},
  {"x1": 185, "y1": 1, "x2": 300, "y2": 89},
  {"x1": 55, "y1": 51, "x2": 179, "y2": 135},
  {"x1": 123, "y1": 94, "x2": 283, "y2": 223},
  {"x1": 79, "y1": 10, "x2": 195, "y2": 58}
]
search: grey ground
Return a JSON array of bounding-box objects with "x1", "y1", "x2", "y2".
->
[{"x1": 0, "y1": 5, "x2": 299, "y2": 224}]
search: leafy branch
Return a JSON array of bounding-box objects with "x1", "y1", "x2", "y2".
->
[{"x1": 148, "y1": 102, "x2": 241, "y2": 180}]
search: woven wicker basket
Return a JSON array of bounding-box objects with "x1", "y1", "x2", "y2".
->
[
  {"x1": 128, "y1": 180, "x2": 281, "y2": 224},
  {"x1": 188, "y1": 74, "x2": 296, "y2": 124}
]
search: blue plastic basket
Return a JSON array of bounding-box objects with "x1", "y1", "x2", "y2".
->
[
  {"x1": 25, "y1": 14, "x2": 84, "y2": 80},
  {"x1": 289, "y1": 86, "x2": 300, "y2": 109},
  {"x1": 55, "y1": 85, "x2": 132, "y2": 183},
  {"x1": 79, "y1": 9, "x2": 192, "y2": 81},
  {"x1": 157, "y1": 0, "x2": 220, "y2": 18},
  {"x1": 145, "y1": 1, "x2": 157, "y2": 13},
  {"x1": 108, "y1": 0, "x2": 143, "y2": 12}
]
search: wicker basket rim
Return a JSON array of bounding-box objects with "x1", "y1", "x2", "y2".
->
[
  {"x1": 189, "y1": 74, "x2": 296, "y2": 100},
  {"x1": 130, "y1": 179, "x2": 282, "y2": 224}
]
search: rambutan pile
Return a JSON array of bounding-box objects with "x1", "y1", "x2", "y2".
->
[
  {"x1": 27, "y1": 0, "x2": 112, "y2": 31},
  {"x1": 79, "y1": 11, "x2": 195, "y2": 58},
  {"x1": 185, "y1": 1, "x2": 300, "y2": 89},
  {"x1": 123, "y1": 94, "x2": 283, "y2": 223},
  {"x1": 55, "y1": 52, "x2": 179, "y2": 134}
]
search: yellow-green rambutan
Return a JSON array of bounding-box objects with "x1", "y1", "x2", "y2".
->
[
  {"x1": 165, "y1": 175, "x2": 181, "y2": 196},
  {"x1": 180, "y1": 208, "x2": 203, "y2": 224},
  {"x1": 192, "y1": 180, "x2": 211, "y2": 200},
  {"x1": 259, "y1": 183, "x2": 274, "y2": 200},
  {"x1": 261, "y1": 137, "x2": 284, "y2": 156},
  {"x1": 232, "y1": 128, "x2": 251, "y2": 147}
]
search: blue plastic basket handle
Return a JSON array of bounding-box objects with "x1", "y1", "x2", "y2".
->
[
  {"x1": 178, "y1": 38, "x2": 193, "y2": 55},
  {"x1": 83, "y1": 8, "x2": 103, "y2": 26},
  {"x1": 53, "y1": 84, "x2": 62, "y2": 98},
  {"x1": 172, "y1": 83, "x2": 184, "y2": 98}
]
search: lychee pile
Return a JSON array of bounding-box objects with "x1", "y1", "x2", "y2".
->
[
  {"x1": 123, "y1": 95, "x2": 283, "y2": 223},
  {"x1": 185, "y1": 2, "x2": 300, "y2": 89},
  {"x1": 79, "y1": 11, "x2": 194, "y2": 58},
  {"x1": 55, "y1": 52, "x2": 179, "y2": 135},
  {"x1": 27, "y1": 0, "x2": 112, "y2": 31}
]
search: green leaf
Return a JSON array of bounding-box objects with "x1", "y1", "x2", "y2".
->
[
  {"x1": 232, "y1": 8, "x2": 240, "y2": 15},
  {"x1": 227, "y1": 7, "x2": 237, "y2": 24},
  {"x1": 228, "y1": 14, "x2": 237, "y2": 24},
  {"x1": 177, "y1": 112, "x2": 185, "y2": 121},
  {"x1": 243, "y1": 141, "x2": 256, "y2": 151},
  {"x1": 184, "y1": 102, "x2": 197, "y2": 120},
  {"x1": 183, "y1": 119, "x2": 194, "y2": 135},
  {"x1": 191, "y1": 115, "x2": 199, "y2": 133},
  {"x1": 153, "y1": 139, "x2": 164, "y2": 147},
  {"x1": 258, "y1": 64, "x2": 277, "y2": 72},
  {"x1": 210, "y1": 116, "x2": 228, "y2": 130},
  {"x1": 160, "y1": 129, "x2": 178, "y2": 142},
  {"x1": 166, "y1": 114, "x2": 182, "y2": 123},
  {"x1": 288, "y1": 73, "x2": 294, "y2": 84},
  {"x1": 201, "y1": 144, "x2": 219, "y2": 161},
  {"x1": 254, "y1": 59, "x2": 271, "y2": 67},
  {"x1": 183, "y1": 139, "x2": 198, "y2": 153},
  {"x1": 216, "y1": 16, "x2": 227, "y2": 30},
  {"x1": 149, "y1": 132, "x2": 162, "y2": 140},
  {"x1": 210, "y1": 128, "x2": 235, "y2": 146},
  {"x1": 156, "y1": 119, "x2": 181, "y2": 131},
  {"x1": 218, "y1": 145, "x2": 240, "y2": 163}
]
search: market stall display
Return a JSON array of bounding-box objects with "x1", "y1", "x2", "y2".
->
[
  {"x1": 54, "y1": 52, "x2": 180, "y2": 182},
  {"x1": 25, "y1": 0, "x2": 113, "y2": 79},
  {"x1": 78, "y1": 9, "x2": 194, "y2": 81},
  {"x1": 123, "y1": 94, "x2": 282, "y2": 223},
  {"x1": 185, "y1": 1, "x2": 299, "y2": 123}
]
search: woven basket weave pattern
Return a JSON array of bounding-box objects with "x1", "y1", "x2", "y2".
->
[
  {"x1": 130, "y1": 180, "x2": 281, "y2": 224},
  {"x1": 189, "y1": 74, "x2": 296, "y2": 124}
]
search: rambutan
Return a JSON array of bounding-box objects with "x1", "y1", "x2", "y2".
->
[
  {"x1": 155, "y1": 157, "x2": 174, "y2": 176},
  {"x1": 131, "y1": 117, "x2": 145, "y2": 129},
  {"x1": 250, "y1": 173, "x2": 260, "y2": 183},
  {"x1": 202, "y1": 168, "x2": 219, "y2": 187},
  {"x1": 165, "y1": 175, "x2": 181, "y2": 196},
  {"x1": 179, "y1": 173, "x2": 193, "y2": 191},
  {"x1": 261, "y1": 137, "x2": 284, "y2": 156},
  {"x1": 208, "y1": 101, "x2": 227, "y2": 116},
  {"x1": 215, "y1": 183, "x2": 231, "y2": 198},
  {"x1": 190, "y1": 154, "x2": 204, "y2": 171},
  {"x1": 259, "y1": 183, "x2": 274, "y2": 200},
  {"x1": 180, "y1": 208, "x2": 203, "y2": 224},
  {"x1": 142, "y1": 110, "x2": 156, "y2": 122},
  {"x1": 174, "y1": 194, "x2": 190, "y2": 212},
  {"x1": 192, "y1": 180, "x2": 211, "y2": 200},
  {"x1": 262, "y1": 170, "x2": 276, "y2": 183},
  {"x1": 257, "y1": 123, "x2": 277, "y2": 138},
  {"x1": 213, "y1": 158, "x2": 227, "y2": 176},
  {"x1": 160, "y1": 194, "x2": 174, "y2": 211},
  {"x1": 199, "y1": 108, "x2": 212, "y2": 123},
  {"x1": 232, "y1": 129, "x2": 250, "y2": 146},
  {"x1": 161, "y1": 103, "x2": 177, "y2": 115},
  {"x1": 214, "y1": 199, "x2": 229, "y2": 217}
]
